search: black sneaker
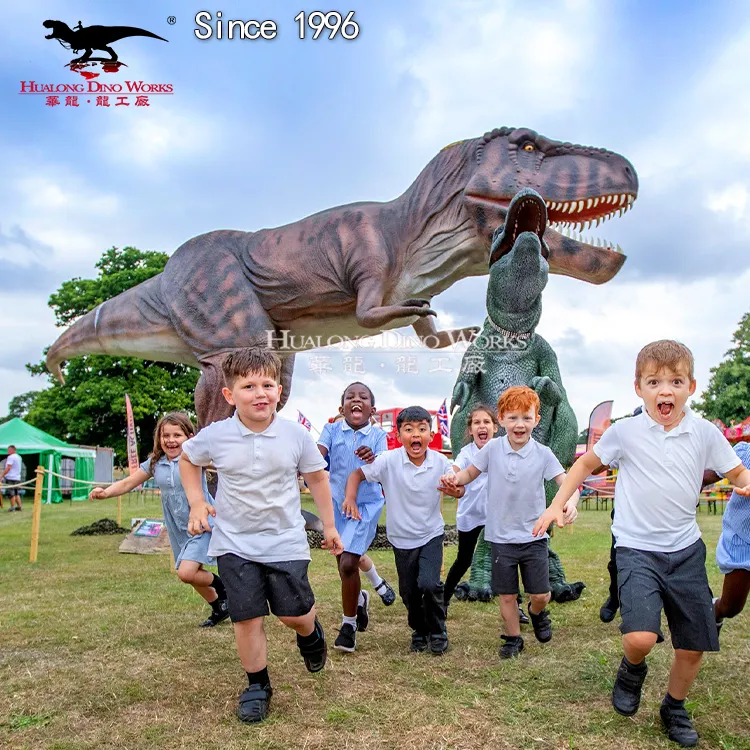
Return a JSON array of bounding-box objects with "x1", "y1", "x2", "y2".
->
[
  {"x1": 356, "y1": 590, "x2": 370, "y2": 632},
  {"x1": 429, "y1": 632, "x2": 449, "y2": 655},
  {"x1": 334, "y1": 623, "x2": 356, "y2": 653},
  {"x1": 612, "y1": 657, "x2": 648, "y2": 716},
  {"x1": 374, "y1": 579, "x2": 396, "y2": 606},
  {"x1": 199, "y1": 599, "x2": 230, "y2": 627},
  {"x1": 528, "y1": 604, "x2": 552, "y2": 643},
  {"x1": 660, "y1": 700, "x2": 699, "y2": 747},
  {"x1": 518, "y1": 605, "x2": 530, "y2": 624},
  {"x1": 297, "y1": 618, "x2": 327, "y2": 672},
  {"x1": 410, "y1": 632, "x2": 428, "y2": 652},
  {"x1": 499, "y1": 635, "x2": 524, "y2": 659},
  {"x1": 237, "y1": 682, "x2": 272, "y2": 723},
  {"x1": 600, "y1": 595, "x2": 619, "y2": 623}
]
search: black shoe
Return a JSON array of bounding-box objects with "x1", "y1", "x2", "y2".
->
[
  {"x1": 297, "y1": 618, "x2": 327, "y2": 672},
  {"x1": 660, "y1": 701, "x2": 699, "y2": 747},
  {"x1": 528, "y1": 604, "x2": 552, "y2": 643},
  {"x1": 199, "y1": 599, "x2": 230, "y2": 627},
  {"x1": 600, "y1": 595, "x2": 619, "y2": 623},
  {"x1": 356, "y1": 590, "x2": 370, "y2": 632},
  {"x1": 518, "y1": 605, "x2": 530, "y2": 624},
  {"x1": 374, "y1": 579, "x2": 396, "y2": 606},
  {"x1": 552, "y1": 581, "x2": 586, "y2": 603},
  {"x1": 334, "y1": 623, "x2": 356, "y2": 653},
  {"x1": 499, "y1": 635, "x2": 524, "y2": 659},
  {"x1": 237, "y1": 682, "x2": 272, "y2": 723},
  {"x1": 612, "y1": 657, "x2": 648, "y2": 716},
  {"x1": 410, "y1": 632, "x2": 428, "y2": 652},
  {"x1": 429, "y1": 632, "x2": 449, "y2": 655}
]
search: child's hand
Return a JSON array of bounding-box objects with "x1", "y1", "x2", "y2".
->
[
  {"x1": 532, "y1": 506, "x2": 564, "y2": 537},
  {"x1": 354, "y1": 446, "x2": 376, "y2": 464},
  {"x1": 322, "y1": 525, "x2": 344, "y2": 555},
  {"x1": 735, "y1": 484, "x2": 750, "y2": 496},
  {"x1": 562, "y1": 499, "x2": 578, "y2": 525},
  {"x1": 439, "y1": 481, "x2": 465, "y2": 499},
  {"x1": 188, "y1": 501, "x2": 216, "y2": 536},
  {"x1": 440, "y1": 472, "x2": 458, "y2": 488},
  {"x1": 89, "y1": 486, "x2": 108, "y2": 501},
  {"x1": 342, "y1": 496, "x2": 361, "y2": 521}
]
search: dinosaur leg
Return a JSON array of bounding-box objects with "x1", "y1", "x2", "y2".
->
[
  {"x1": 548, "y1": 545, "x2": 586, "y2": 603},
  {"x1": 278, "y1": 353, "x2": 295, "y2": 411},
  {"x1": 467, "y1": 529, "x2": 493, "y2": 602},
  {"x1": 103, "y1": 46, "x2": 118, "y2": 62}
]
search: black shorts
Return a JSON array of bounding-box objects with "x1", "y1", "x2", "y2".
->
[
  {"x1": 3, "y1": 480, "x2": 19, "y2": 498},
  {"x1": 617, "y1": 538, "x2": 719, "y2": 652},
  {"x1": 491, "y1": 540, "x2": 550, "y2": 595},
  {"x1": 217, "y1": 553, "x2": 316, "y2": 622}
]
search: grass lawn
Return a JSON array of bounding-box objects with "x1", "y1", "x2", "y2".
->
[{"x1": 1, "y1": 495, "x2": 748, "y2": 750}]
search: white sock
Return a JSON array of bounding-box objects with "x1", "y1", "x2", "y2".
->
[
  {"x1": 363, "y1": 565, "x2": 383, "y2": 588},
  {"x1": 342, "y1": 614, "x2": 357, "y2": 628},
  {"x1": 358, "y1": 590, "x2": 366, "y2": 607}
]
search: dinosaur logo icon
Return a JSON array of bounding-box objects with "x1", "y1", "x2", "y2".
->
[{"x1": 43, "y1": 19, "x2": 168, "y2": 75}]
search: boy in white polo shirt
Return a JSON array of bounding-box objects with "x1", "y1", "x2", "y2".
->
[
  {"x1": 181, "y1": 348, "x2": 343, "y2": 725},
  {"x1": 536, "y1": 340, "x2": 750, "y2": 747},
  {"x1": 342, "y1": 405, "x2": 462, "y2": 655},
  {"x1": 441, "y1": 386, "x2": 579, "y2": 659}
]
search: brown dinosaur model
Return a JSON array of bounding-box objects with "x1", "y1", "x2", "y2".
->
[{"x1": 46, "y1": 127, "x2": 638, "y2": 427}]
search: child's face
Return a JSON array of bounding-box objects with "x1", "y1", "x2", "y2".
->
[
  {"x1": 635, "y1": 362, "x2": 696, "y2": 430},
  {"x1": 222, "y1": 370, "x2": 282, "y2": 425},
  {"x1": 469, "y1": 410, "x2": 498, "y2": 448},
  {"x1": 398, "y1": 419, "x2": 433, "y2": 461},
  {"x1": 340, "y1": 384, "x2": 375, "y2": 428},
  {"x1": 160, "y1": 423, "x2": 191, "y2": 460},
  {"x1": 499, "y1": 407, "x2": 539, "y2": 448}
]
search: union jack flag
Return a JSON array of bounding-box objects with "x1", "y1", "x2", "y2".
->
[
  {"x1": 436, "y1": 399, "x2": 449, "y2": 438},
  {"x1": 297, "y1": 410, "x2": 313, "y2": 431}
]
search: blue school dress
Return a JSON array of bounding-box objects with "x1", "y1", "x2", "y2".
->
[
  {"x1": 716, "y1": 441, "x2": 750, "y2": 574},
  {"x1": 317, "y1": 421, "x2": 387, "y2": 555},
  {"x1": 139, "y1": 455, "x2": 216, "y2": 569}
]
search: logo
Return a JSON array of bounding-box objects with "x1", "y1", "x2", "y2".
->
[{"x1": 18, "y1": 18, "x2": 173, "y2": 108}]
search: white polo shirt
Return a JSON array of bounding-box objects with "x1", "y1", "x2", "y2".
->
[
  {"x1": 182, "y1": 411, "x2": 327, "y2": 563},
  {"x1": 4, "y1": 453, "x2": 22, "y2": 481},
  {"x1": 453, "y1": 442, "x2": 488, "y2": 532},
  {"x1": 361, "y1": 447, "x2": 452, "y2": 549},
  {"x1": 472, "y1": 435, "x2": 564, "y2": 544},
  {"x1": 593, "y1": 406, "x2": 741, "y2": 553}
]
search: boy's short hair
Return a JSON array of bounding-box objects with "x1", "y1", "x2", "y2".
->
[
  {"x1": 635, "y1": 340, "x2": 694, "y2": 381},
  {"x1": 340, "y1": 381, "x2": 376, "y2": 407},
  {"x1": 222, "y1": 348, "x2": 282, "y2": 388},
  {"x1": 8, "y1": 445, "x2": 15, "y2": 450},
  {"x1": 497, "y1": 386, "x2": 540, "y2": 418},
  {"x1": 396, "y1": 406, "x2": 432, "y2": 430}
]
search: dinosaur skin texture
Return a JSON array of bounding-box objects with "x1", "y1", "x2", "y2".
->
[
  {"x1": 46, "y1": 127, "x2": 637, "y2": 429},
  {"x1": 450, "y1": 189, "x2": 589, "y2": 604}
]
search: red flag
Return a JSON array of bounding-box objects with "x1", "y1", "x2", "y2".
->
[
  {"x1": 587, "y1": 400, "x2": 613, "y2": 474},
  {"x1": 125, "y1": 394, "x2": 141, "y2": 487}
]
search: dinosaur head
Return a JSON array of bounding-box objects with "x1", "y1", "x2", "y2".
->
[
  {"x1": 43, "y1": 20, "x2": 71, "y2": 39},
  {"x1": 486, "y1": 188, "x2": 549, "y2": 334},
  {"x1": 462, "y1": 127, "x2": 638, "y2": 285}
]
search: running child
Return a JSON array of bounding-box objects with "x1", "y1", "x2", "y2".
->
[
  {"x1": 535, "y1": 340, "x2": 750, "y2": 747},
  {"x1": 441, "y1": 386, "x2": 579, "y2": 659},
  {"x1": 317, "y1": 382, "x2": 396, "y2": 653},
  {"x1": 90, "y1": 412, "x2": 229, "y2": 628},
  {"x1": 181, "y1": 348, "x2": 343, "y2": 724},
  {"x1": 343, "y1": 406, "x2": 463, "y2": 655}
]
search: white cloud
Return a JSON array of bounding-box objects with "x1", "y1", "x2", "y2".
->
[{"x1": 706, "y1": 183, "x2": 749, "y2": 221}]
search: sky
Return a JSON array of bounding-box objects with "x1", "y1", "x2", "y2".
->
[{"x1": 2, "y1": 0, "x2": 750, "y2": 447}]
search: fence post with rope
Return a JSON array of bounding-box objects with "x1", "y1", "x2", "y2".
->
[{"x1": 29, "y1": 467, "x2": 45, "y2": 563}]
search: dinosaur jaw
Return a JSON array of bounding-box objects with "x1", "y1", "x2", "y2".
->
[
  {"x1": 489, "y1": 189, "x2": 548, "y2": 266},
  {"x1": 465, "y1": 190, "x2": 635, "y2": 285}
]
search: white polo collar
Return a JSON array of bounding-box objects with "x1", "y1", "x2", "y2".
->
[
  {"x1": 500, "y1": 434, "x2": 534, "y2": 457},
  {"x1": 641, "y1": 404, "x2": 695, "y2": 435},
  {"x1": 399, "y1": 446, "x2": 435, "y2": 469},
  {"x1": 233, "y1": 410, "x2": 278, "y2": 437}
]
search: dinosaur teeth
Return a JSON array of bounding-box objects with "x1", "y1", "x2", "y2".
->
[
  {"x1": 593, "y1": 197, "x2": 600, "y2": 208},
  {"x1": 577, "y1": 200, "x2": 584, "y2": 213},
  {"x1": 618, "y1": 193, "x2": 626, "y2": 206},
  {"x1": 586, "y1": 198, "x2": 593, "y2": 210},
  {"x1": 627, "y1": 194, "x2": 634, "y2": 205}
]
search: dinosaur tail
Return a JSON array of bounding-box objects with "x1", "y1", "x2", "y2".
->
[
  {"x1": 45, "y1": 275, "x2": 194, "y2": 383},
  {"x1": 106, "y1": 26, "x2": 169, "y2": 43}
]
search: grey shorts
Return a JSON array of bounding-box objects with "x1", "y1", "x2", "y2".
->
[
  {"x1": 617, "y1": 538, "x2": 719, "y2": 652},
  {"x1": 491, "y1": 540, "x2": 550, "y2": 595},
  {"x1": 217, "y1": 553, "x2": 315, "y2": 622}
]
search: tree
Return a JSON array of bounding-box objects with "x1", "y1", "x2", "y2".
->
[
  {"x1": 693, "y1": 311, "x2": 750, "y2": 426},
  {"x1": 25, "y1": 247, "x2": 200, "y2": 462},
  {"x1": 0, "y1": 391, "x2": 41, "y2": 424}
]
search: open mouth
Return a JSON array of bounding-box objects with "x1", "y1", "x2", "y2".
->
[
  {"x1": 477, "y1": 430, "x2": 489, "y2": 440},
  {"x1": 409, "y1": 441, "x2": 423, "y2": 451},
  {"x1": 657, "y1": 401, "x2": 674, "y2": 419}
]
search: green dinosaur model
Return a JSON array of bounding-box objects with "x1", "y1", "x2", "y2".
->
[{"x1": 450, "y1": 188, "x2": 585, "y2": 604}]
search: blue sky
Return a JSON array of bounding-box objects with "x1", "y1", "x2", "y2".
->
[{"x1": 3, "y1": 0, "x2": 750, "y2": 442}]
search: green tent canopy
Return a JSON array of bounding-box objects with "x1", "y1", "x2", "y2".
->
[{"x1": 0, "y1": 418, "x2": 96, "y2": 503}]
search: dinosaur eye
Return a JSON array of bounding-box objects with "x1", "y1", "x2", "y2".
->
[{"x1": 522, "y1": 143, "x2": 535, "y2": 152}]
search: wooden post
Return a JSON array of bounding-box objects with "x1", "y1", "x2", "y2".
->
[{"x1": 29, "y1": 467, "x2": 44, "y2": 563}]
